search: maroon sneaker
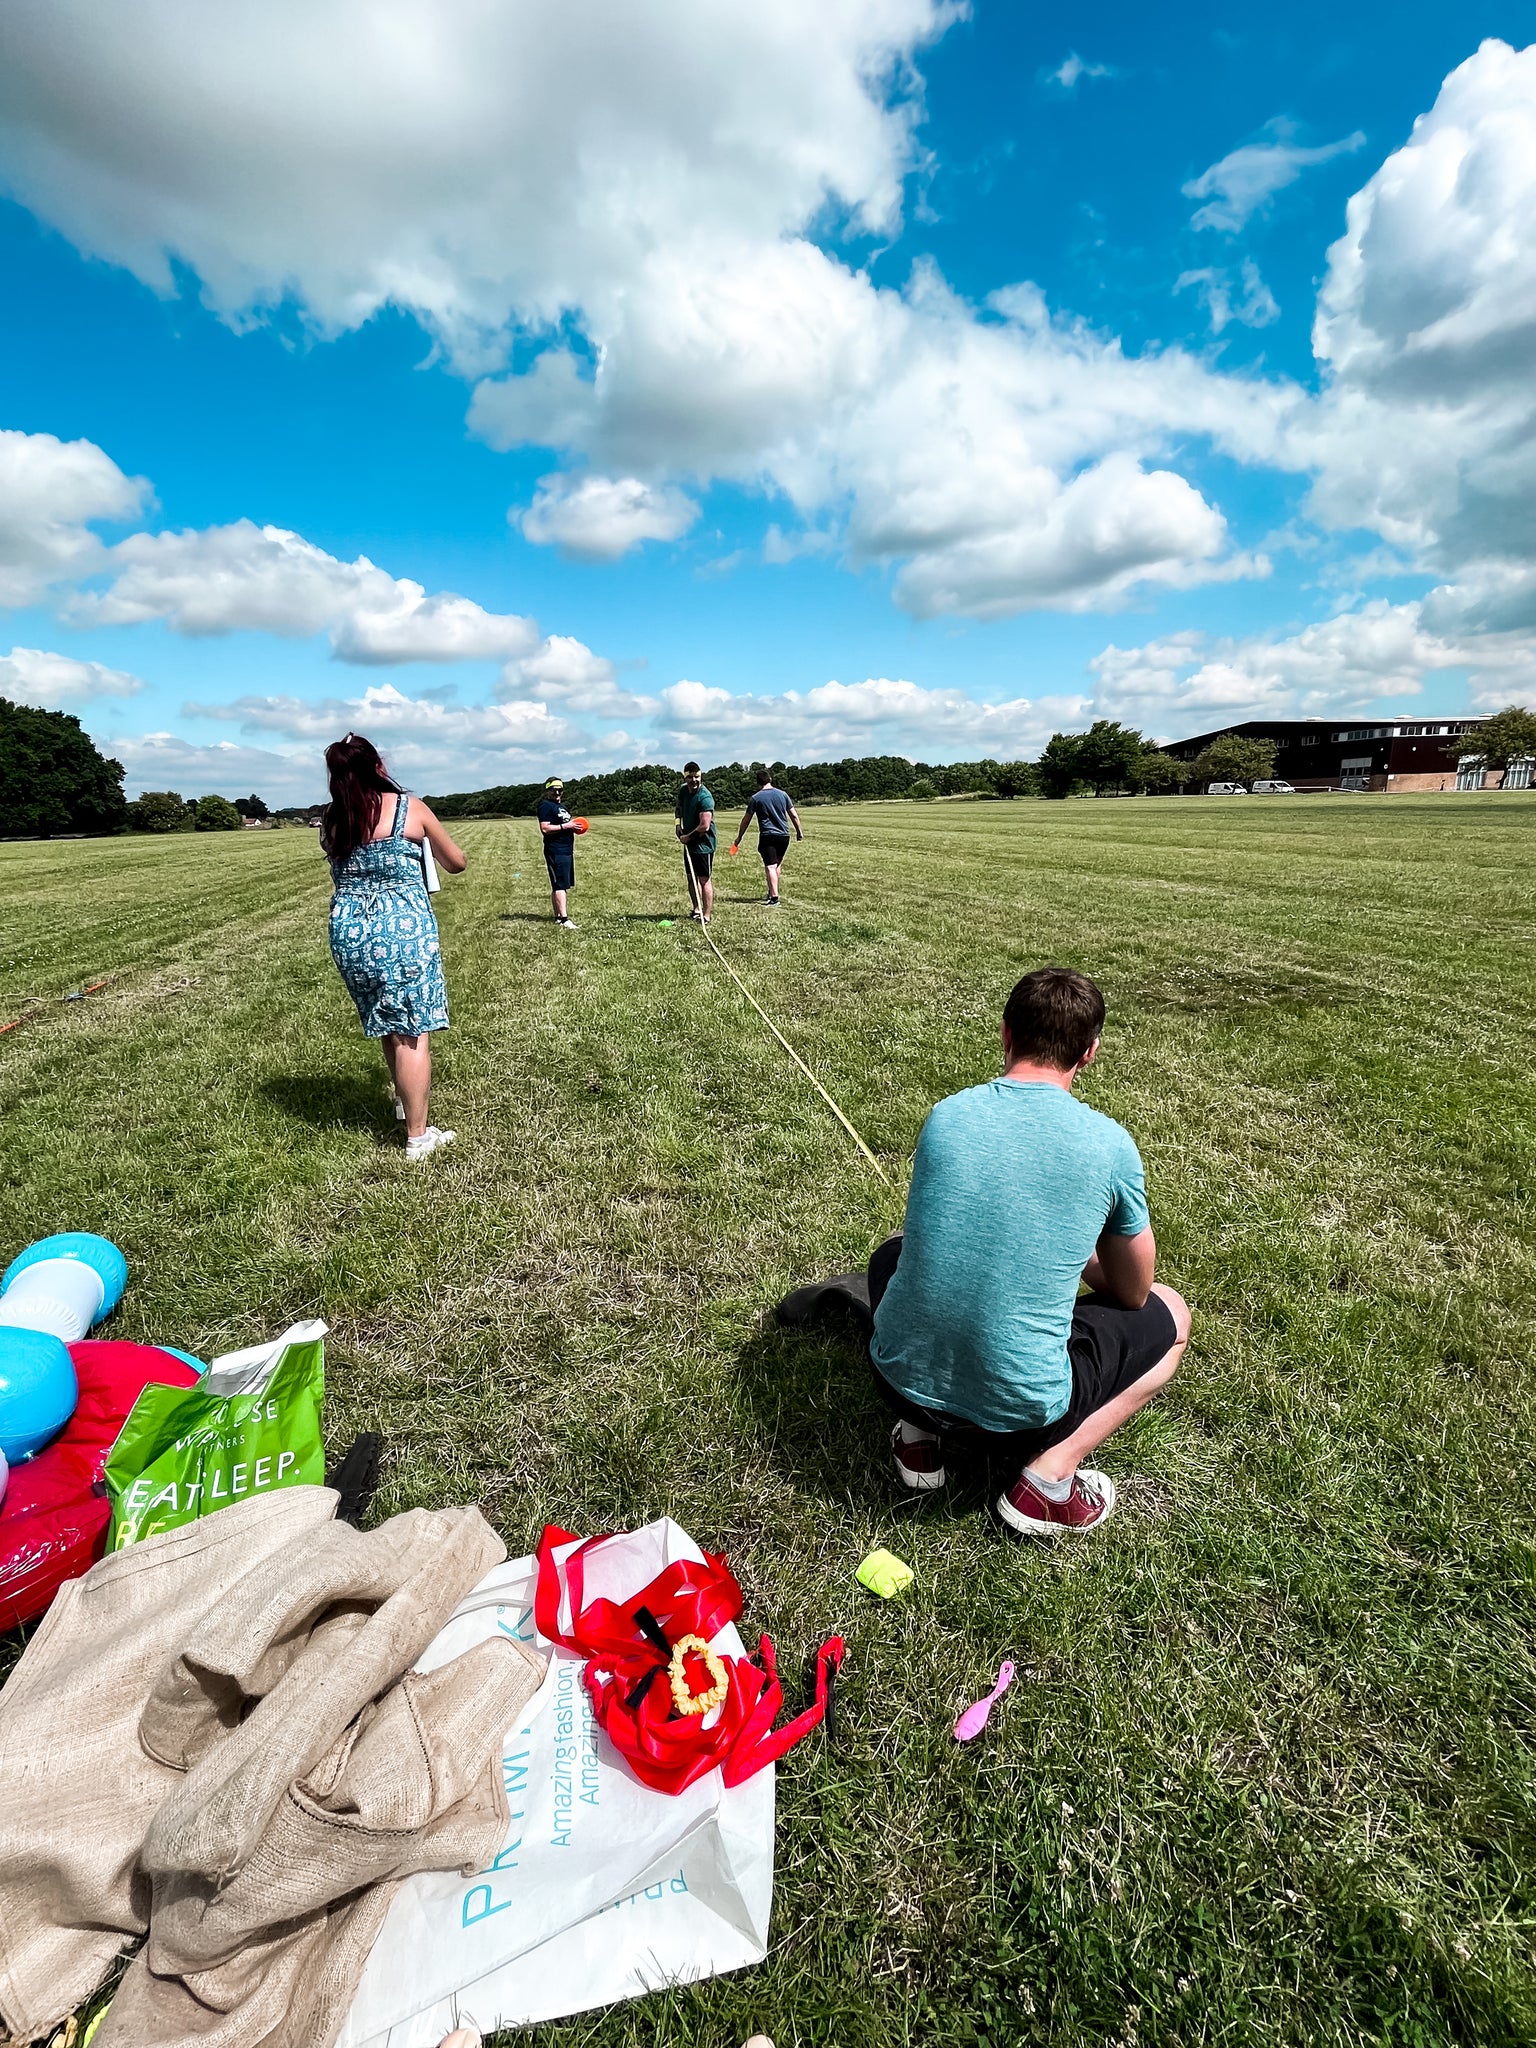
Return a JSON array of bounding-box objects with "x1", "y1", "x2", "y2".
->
[
  {"x1": 997, "y1": 1466, "x2": 1116, "y2": 1535},
  {"x1": 891, "y1": 1424, "x2": 947, "y2": 1492}
]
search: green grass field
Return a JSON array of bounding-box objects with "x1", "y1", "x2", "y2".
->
[{"x1": 3, "y1": 796, "x2": 1534, "y2": 2048}]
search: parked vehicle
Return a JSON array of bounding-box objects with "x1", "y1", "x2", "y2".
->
[
  {"x1": 1250, "y1": 779, "x2": 1296, "y2": 794},
  {"x1": 1206, "y1": 781, "x2": 1249, "y2": 795}
]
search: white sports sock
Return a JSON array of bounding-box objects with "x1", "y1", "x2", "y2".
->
[
  {"x1": 1025, "y1": 1464, "x2": 1074, "y2": 1502},
  {"x1": 898, "y1": 1418, "x2": 940, "y2": 1446}
]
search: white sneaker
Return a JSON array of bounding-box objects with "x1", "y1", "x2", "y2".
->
[
  {"x1": 559, "y1": 916, "x2": 577, "y2": 929},
  {"x1": 405, "y1": 1125, "x2": 456, "y2": 1162}
]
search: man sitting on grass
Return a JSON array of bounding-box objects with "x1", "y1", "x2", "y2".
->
[{"x1": 869, "y1": 965, "x2": 1189, "y2": 1535}]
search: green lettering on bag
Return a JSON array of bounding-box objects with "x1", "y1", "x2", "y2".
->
[{"x1": 104, "y1": 1338, "x2": 326, "y2": 1548}]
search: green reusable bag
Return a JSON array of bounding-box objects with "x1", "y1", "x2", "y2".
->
[{"x1": 104, "y1": 1331, "x2": 326, "y2": 1548}]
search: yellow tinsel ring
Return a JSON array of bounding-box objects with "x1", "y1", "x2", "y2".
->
[{"x1": 668, "y1": 1633, "x2": 729, "y2": 1717}]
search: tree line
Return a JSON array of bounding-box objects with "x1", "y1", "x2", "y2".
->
[
  {"x1": 9, "y1": 692, "x2": 1536, "y2": 839},
  {"x1": 425, "y1": 753, "x2": 1039, "y2": 819},
  {"x1": 425, "y1": 726, "x2": 1282, "y2": 816},
  {"x1": 123, "y1": 790, "x2": 272, "y2": 832}
]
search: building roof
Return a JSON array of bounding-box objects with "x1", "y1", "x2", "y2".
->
[{"x1": 1159, "y1": 711, "x2": 1487, "y2": 752}]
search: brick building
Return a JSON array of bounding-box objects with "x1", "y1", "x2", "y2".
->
[{"x1": 1159, "y1": 714, "x2": 1528, "y2": 793}]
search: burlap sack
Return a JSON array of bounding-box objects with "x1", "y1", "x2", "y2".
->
[
  {"x1": 0, "y1": 1486, "x2": 340, "y2": 2041},
  {"x1": 100, "y1": 1629, "x2": 542, "y2": 2048},
  {"x1": 0, "y1": 1493, "x2": 543, "y2": 2048}
]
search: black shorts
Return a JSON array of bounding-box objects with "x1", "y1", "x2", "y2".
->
[
  {"x1": 758, "y1": 832, "x2": 790, "y2": 867},
  {"x1": 545, "y1": 845, "x2": 574, "y2": 889},
  {"x1": 686, "y1": 842, "x2": 714, "y2": 880},
  {"x1": 866, "y1": 1233, "x2": 1176, "y2": 1460}
]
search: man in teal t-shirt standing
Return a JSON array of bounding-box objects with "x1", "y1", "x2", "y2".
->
[
  {"x1": 870, "y1": 966, "x2": 1189, "y2": 1535},
  {"x1": 675, "y1": 761, "x2": 717, "y2": 923}
]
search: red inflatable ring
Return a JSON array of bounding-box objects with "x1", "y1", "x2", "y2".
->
[{"x1": 0, "y1": 1339, "x2": 198, "y2": 1632}]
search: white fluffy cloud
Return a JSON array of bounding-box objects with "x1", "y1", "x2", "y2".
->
[
  {"x1": 181, "y1": 665, "x2": 1076, "y2": 783},
  {"x1": 473, "y1": 248, "x2": 1288, "y2": 620},
  {"x1": 1175, "y1": 259, "x2": 1279, "y2": 335},
  {"x1": 0, "y1": 0, "x2": 1288, "y2": 620},
  {"x1": 1046, "y1": 54, "x2": 1117, "y2": 93},
  {"x1": 108, "y1": 732, "x2": 319, "y2": 805},
  {"x1": 191, "y1": 678, "x2": 571, "y2": 749},
  {"x1": 0, "y1": 645, "x2": 144, "y2": 706},
  {"x1": 1184, "y1": 122, "x2": 1366, "y2": 234},
  {"x1": 180, "y1": 679, "x2": 586, "y2": 796},
  {"x1": 658, "y1": 674, "x2": 1084, "y2": 761},
  {"x1": 64, "y1": 520, "x2": 541, "y2": 662},
  {"x1": 0, "y1": 0, "x2": 940, "y2": 366},
  {"x1": 0, "y1": 430, "x2": 147, "y2": 606},
  {"x1": 496, "y1": 636, "x2": 657, "y2": 719},
  {"x1": 517, "y1": 475, "x2": 699, "y2": 561},
  {"x1": 1090, "y1": 594, "x2": 1536, "y2": 730},
  {"x1": 1301, "y1": 38, "x2": 1536, "y2": 610}
]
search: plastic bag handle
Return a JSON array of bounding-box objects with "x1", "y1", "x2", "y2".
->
[{"x1": 534, "y1": 1525, "x2": 742, "y2": 1666}]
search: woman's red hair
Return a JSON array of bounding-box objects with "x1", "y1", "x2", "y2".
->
[{"x1": 321, "y1": 733, "x2": 401, "y2": 866}]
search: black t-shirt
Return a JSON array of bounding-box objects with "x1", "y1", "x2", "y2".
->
[{"x1": 538, "y1": 796, "x2": 574, "y2": 845}]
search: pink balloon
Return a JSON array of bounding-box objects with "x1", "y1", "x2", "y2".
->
[{"x1": 953, "y1": 1659, "x2": 1015, "y2": 1741}]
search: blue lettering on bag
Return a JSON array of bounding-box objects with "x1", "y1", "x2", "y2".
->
[
  {"x1": 462, "y1": 1885, "x2": 512, "y2": 1927},
  {"x1": 495, "y1": 1603, "x2": 537, "y2": 1644}
]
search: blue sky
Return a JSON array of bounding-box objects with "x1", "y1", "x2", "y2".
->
[{"x1": 0, "y1": 1, "x2": 1532, "y2": 802}]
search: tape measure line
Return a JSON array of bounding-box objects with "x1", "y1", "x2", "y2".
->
[{"x1": 678, "y1": 843, "x2": 894, "y2": 1189}]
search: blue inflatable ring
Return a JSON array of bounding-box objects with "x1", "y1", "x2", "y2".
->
[
  {"x1": 2, "y1": 1234, "x2": 129, "y2": 1319},
  {"x1": 0, "y1": 1327, "x2": 79, "y2": 1462}
]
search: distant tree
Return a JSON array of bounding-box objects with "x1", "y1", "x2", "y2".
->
[
  {"x1": 0, "y1": 697, "x2": 128, "y2": 838},
  {"x1": 193, "y1": 793, "x2": 242, "y2": 831},
  {"x1": 993, "y1": 760, "x2": 1038, "y2": 799},
  {"x1": 1191, "y1": 734, "x2": 1276, "y2": 787},
  {"x1": 128, "y1": 790, "x2": 192, "y2": 833},
  {"x1": 1036, "y1": 732, "x2": 1084, "y2": 799},
  {"x1": 1128, "y1": 747, "x2": 1183, "y2": 794},
  {"x1": 703, "y1": 761, "x2": 754, "y2": 811},
  {"x1": 1073, "y1": 719, "x2": 1148, "y2": 795},
  {"x1": 906, "y1": 776, "x2": 937, "y2": 800},
  {"x1": 1458, "y1": 707, "x2": 1536, "y2": 772},
  {"x1": 234, "y1": 792, "x2": 270, "y2": 819}
]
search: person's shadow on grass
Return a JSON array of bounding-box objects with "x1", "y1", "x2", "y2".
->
[
  {"x1": 731, "y1": 1311, "x2": 998, "y2": 1521},
  {"x1": 260, "y1": 1071, "x2": 392, "y2": 1132}
]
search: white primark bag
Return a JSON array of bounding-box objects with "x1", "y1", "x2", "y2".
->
[{"x1": 336, "y1": 1518, "x2": 776, "y2": 2046}]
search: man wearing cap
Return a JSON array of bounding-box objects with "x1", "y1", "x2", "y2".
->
[
  {"x1": 538, "y1": 776, "x2": 578, "y2": 929},
  {"x1": 674, "y1": 761, "x2": 716, "y2": 923}
]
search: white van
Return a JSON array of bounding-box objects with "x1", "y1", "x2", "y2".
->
[
  {"x1": 1250, "y1": 779, "x2": 1296, "y2": 794},
  {"x1": 1206, "y1": 781, "x2": 1248, "y2": 795}
]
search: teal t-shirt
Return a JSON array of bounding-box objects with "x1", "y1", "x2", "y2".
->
[
  {"x1": 678, "y1": 785, "x2": 717, "y2": 852},
  {"x1": 871, "y1": 1080, "x2": 1150, "y2": 1431}
]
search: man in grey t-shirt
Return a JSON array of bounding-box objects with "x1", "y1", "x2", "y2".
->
[{"x1": 731, "y1": 768, "x2": 803, "y2": 905}]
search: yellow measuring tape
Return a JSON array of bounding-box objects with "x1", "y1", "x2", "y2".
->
[{"x1": 679, "y1": 843, "x2": 895, "y2": 1189}]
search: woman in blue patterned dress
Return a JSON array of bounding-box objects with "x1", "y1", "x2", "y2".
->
[{"x1": 321, "y1": 733, "x2": 466, "y2": 1161}]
